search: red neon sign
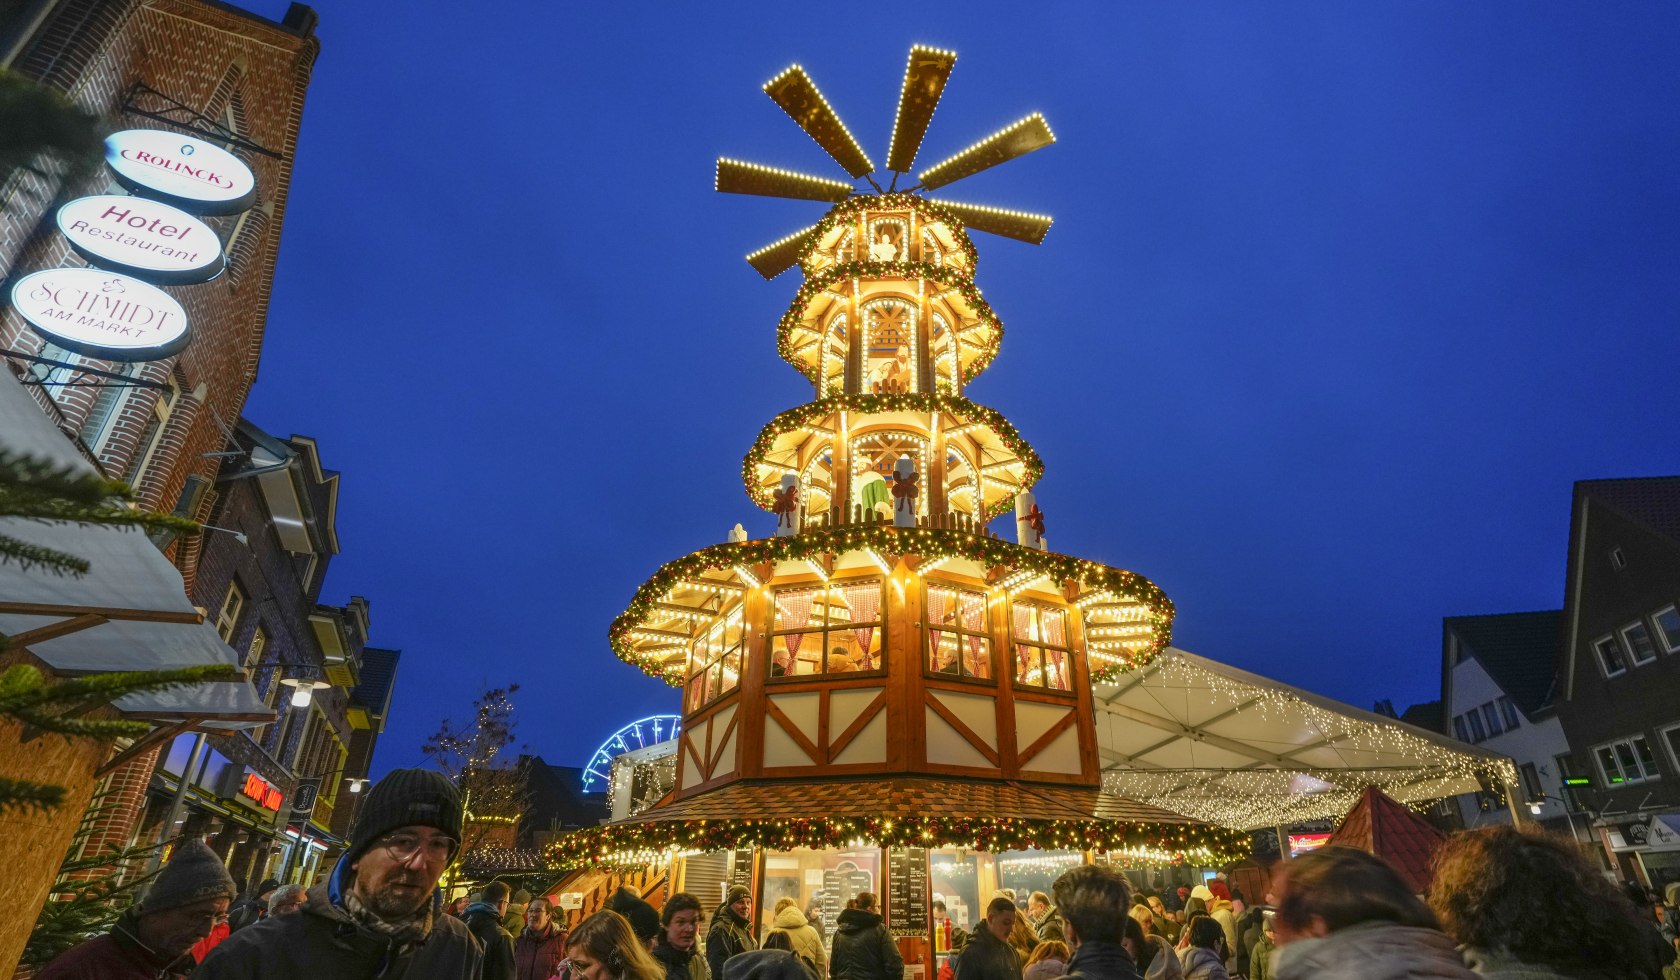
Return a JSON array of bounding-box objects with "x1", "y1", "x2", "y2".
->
[{"x1": 240, "y1": 772, "x2": 283, "y2": 811}]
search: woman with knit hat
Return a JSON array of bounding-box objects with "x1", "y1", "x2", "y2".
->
[{"x1": 193, "y1": 767, "x2": 481, "y2": 978}]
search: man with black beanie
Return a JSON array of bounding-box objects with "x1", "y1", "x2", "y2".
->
[{"x1": 195, "y1": 768, "x2": 482, "y2": 979}]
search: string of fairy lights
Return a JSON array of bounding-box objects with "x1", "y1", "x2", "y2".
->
[
  {"x1": 608, "y1": 523, "x2": 1174, "y2": 684},
  {"x1": 1096, "y1": 652, "x2": 1519, "y2": 830}
]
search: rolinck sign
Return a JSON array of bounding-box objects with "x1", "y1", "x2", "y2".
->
[
  {"x1": 105, "y1": 129, "x2": 257, "y2": 215},
  {"x1": 9, "y1": 268, "x2": 190, "y2": 361},
  {"x1": 56, "y1": 195, "x2": 224, "y2": 284}
]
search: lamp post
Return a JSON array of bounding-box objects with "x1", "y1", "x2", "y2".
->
[{"x1": 1527, "y1": 793, "x2": 1583, "y2": 842}]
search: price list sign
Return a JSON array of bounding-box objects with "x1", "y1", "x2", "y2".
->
[{"x1": 888, "y1": 847, "x2": 929, "y2": 936}]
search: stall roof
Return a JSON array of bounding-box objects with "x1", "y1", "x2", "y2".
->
[
  {"x1": 0, "y1": 373, "x2": 271, "y2": 729},
  {"x1": 1096, "y1": 648, "x2": 1514, "y2": 831}
]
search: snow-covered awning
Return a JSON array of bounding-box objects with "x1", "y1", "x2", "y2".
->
[{"x1": 1095, "y1": 648, "x2": 1515, "y2": 831}]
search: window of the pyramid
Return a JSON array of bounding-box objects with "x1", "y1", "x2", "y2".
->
[
  {"x1": 769, "y1": 578, "x2": 884, "y2": 677},
  {"x1": 820, "y1": 313, "x2": 848, "y2": 395},
  {"x1": 851, "y1": 430, "x2": 926, "y2": 521},
  {"x1": 1011, "y1": 603, "x2": 1072, "y2": 692},
  {"x1": 685, "y1": 608, "x2": 745, "y2": 711},
  {"x1": 927, "y1": 585, "x2": 991, "y2": 680},
  {"x1": 944, "y1": 444, "x2": 980, "y2": 522},
  {"x1": 861, "y1": 297, "x2": 918, "y2": 395}
]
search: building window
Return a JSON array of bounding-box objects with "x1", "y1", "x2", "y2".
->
[
  {"x1": 1520, "y1": 762, "x2": 1544, "y2": 801},
  {"x1": 215, "y1": 582, "x2": 245, "y2": 643},
  {"x1": 1481, "y1": 702, "x2": 1504, "y2": 737},
  {"x1": 685, "y1": 607, "x2": 745, "y2": 712},
  {"x1": 1497, "y1": 696, "x2": 1521, "y2": 731},
  {"x1": 1594, "y1": 635, "x2": 1629, "y2": 678},
  {"x1": 78, "y1": 365, "x2": 139, "y2": 457},
  {"x1": 1595, "y1": 735, "x2": 1660, "y2": 786},
  {"x1": 244, "y1": 626, "x2": 267, "y2": 669},
  {"x1": 122, "y1": 374, "x2": 182, "y2": 489},
  {"x1": 1011, "y1": 603, "x2": 1072, "y2": 691},
  {"x1": 926, "y1": 584, "x2": 991, "y2": 680},
  {"x1": 1654, "y1": 607, "x2": 1680, "y2": 654},
  {"x1": 1465, "y1": 711, "x2": 1487, "y2": 743},
  {"x1": 1623, "y1": 622, "x2": 1659, "y2": 664},
  {"x1": 769, "y1": 578, "x2": 883, "y2": 680},
  {"x1": 1453, "y1": 715, "x2": 1471, "y2": 742}
]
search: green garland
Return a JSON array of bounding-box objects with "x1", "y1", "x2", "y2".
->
[
  {"x1": 741, "y1": 391, "x2": 1043, "y2": 518},
  {"x1": 609, "y1": 523, "x2": 1174, "y2": 685},
  {"x1": 776, "y1": 260, "x2": 1002, "y2": 388},
  {"x1": 544, "y1": 813, "x2": 1249, "y2": 870},
  {"x1": 795, "y1": 193, "x2": 981, "y2": 271}
]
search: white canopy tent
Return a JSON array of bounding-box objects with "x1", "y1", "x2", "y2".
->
[{"x1": 1095, "y1": 648, "x2": 1515, "y2": 831}]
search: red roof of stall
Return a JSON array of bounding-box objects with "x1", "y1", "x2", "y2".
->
[{"x1": 1327, "y1": 785, "x2": 1446, "y2": 893}]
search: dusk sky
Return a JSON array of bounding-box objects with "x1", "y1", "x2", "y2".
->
[{"x1": 237, "y1": 2, "x2": 1680, "y2": 781}]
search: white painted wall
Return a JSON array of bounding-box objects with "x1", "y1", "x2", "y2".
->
[{"x1": 1447, "y1": 655, "x2": 1572, "y2": 826}]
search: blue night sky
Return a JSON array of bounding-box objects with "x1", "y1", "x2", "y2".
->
[{"x1": 237, "y1": 2, "x2": 1680, "y2": 778}]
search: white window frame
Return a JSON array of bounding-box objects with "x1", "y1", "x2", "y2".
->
[
  {"x1": 1466, "y1": 711, "x2": 1487, "y2": 742},
  {"x1": 215, "y1": 582, "x2": 245, "y2": 643},
  {"x1": 243, "y1": 625, "x2": 267, "y2": 669},
  {"x1": 1497, "y1": 695, "x2": 1521, "y2": 731},
  {"x1": 1594, "y1": 634, "x2": 1629, "y2": 678},
  {"x1": 1622, "y1": 621, "x2": 1659, "y2": 665},
  {"x1": 1659, "y1": 723, "x2": 1680, "y2": 775},
  {"x1": 1653, "y1": 606, "x2": 1680, "y2": 654},
  {"x1": 1594, "y1": 735, "x2": 1661, "y2": 786},
  {"x1": 1481, "y1": 701, "x2": 1504, "y2": 737},
  {"x1": 123, "y1": 375, "x2": 181, "y2": 488}
]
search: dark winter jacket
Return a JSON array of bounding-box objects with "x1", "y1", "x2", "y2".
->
[
  {"x1": 514, "y1": 923, "x2": 565, "y2": 980},
  {"x1": 1271, "y1": 922, "x2": 1476, "y2": 980},
  {"x1": 465, "y1": 900, "x2": 518, "y2": 980},
  {"x1": 227, "y1": 895, "x2": 267, "y2": 933},
  {"x1": 193, "y1": 866, "x2": 481, "y2": 980},
  {"x1": 36, "y1": 908, "x2": 192, "y2": 980},
  {"x1": 830, "y1": 908, "x2": 902, "y2": 980},
  {"x1": 708, "y1": 904, "x2": 758, "y2": 980},
  {"x1": 656, "y1": 940, "x2": 714, "y2": 980},
  {"x1": 1058, "y1": 940, "x2": 1145, "y2": 980},
  {"x1": 1036, "y1": 907, "x2": 1066, "y2": 944},
  {"x1": 954, "y1": 926, "x2": 1019, "y2": 980},
  {"x1": 1176, "y1": 946, "x2": 1228, "y2": 980}
]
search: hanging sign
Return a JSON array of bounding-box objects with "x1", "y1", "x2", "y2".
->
[
  {"x1": 105, "y1": 129, "x2": 257, "y2": 215},
  {"x1": 9, "y1": 268, "x2": 190, "y2": 361},
  {"x1": 290, "y1": 780, "x2": 319, "y2": 817},
  {"x1": 56, "y1": 195, "x2": 224, "y2": 284}
]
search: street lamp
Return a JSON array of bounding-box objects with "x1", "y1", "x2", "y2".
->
[
  {"x1": 347, "y1": 778, "x2": 368, "y2": 794},
  {"x1": 1527, "y1": 793, "x2": 1583, "y2": 842},
  {"x1": 279, "y1": 676, "x2": 327, "y2": 707}
]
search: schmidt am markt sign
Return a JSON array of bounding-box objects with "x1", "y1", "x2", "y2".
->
[{"x1": 7, "y1": 128, "x2": 257, "y2": 362}]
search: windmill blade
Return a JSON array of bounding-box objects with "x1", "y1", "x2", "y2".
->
[
  {"x1": 745, "y1": 224, "x2": 819, "y2": 280},
  {"x1": 916, "y1": 113, "x2": 1056, "y2": 190},
  {"x1": 716, "y1": 158, "x2": 852, "y2": 203},
  {"x1": 924, "y1": 199, "x2": 1053, "y2": 245},
  {"x1": 885, "y1": 45, "x2": 957, "y2": 173},
  {"x1": 763, "y1": 65, "x2": 874, "y2": 178}
]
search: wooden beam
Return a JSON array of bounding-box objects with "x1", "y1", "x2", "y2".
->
[
  {"x1": 95, "y1": 719, "x2": 192, "y2": 777},
  {"x1": 2, "y1": 613, "x2": 108, "y2": 649},
  {"x1": 0, "y1": 602, "x2": 201, "y2": 624}
]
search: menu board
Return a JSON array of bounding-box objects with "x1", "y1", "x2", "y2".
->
[
  {"x1": 888, "y1": 847, "x2": 929, "y2": 936},
  {"x1": 730, "y1": 849, "x2": 755, "y2": 895}
]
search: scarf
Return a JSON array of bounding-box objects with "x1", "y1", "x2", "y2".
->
[{"x1": 344, "y1": 888, "x2": 435, "y2": 945}]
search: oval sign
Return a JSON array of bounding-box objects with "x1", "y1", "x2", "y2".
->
[
  {"x1": 104, "y1": 129, "x2": 256, "y2": 215},
  {"x1": 56, "y1": 195, "x2": 224, "y2": 284},
  {"x1": 9, "y1": 268, "x2": 190, "y2": 362}
]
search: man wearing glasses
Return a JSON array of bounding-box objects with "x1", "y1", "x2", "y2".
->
[
  {"x1": 196, "y1": 768, "x2": 482, "y2": 978},
  {"x1": 38, "y1": 839, "x2": 237, "y2": 979}
]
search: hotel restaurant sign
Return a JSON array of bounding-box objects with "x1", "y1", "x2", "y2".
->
[{"x1": 8, "y1": 129, "x2": 257, "y2": 361}]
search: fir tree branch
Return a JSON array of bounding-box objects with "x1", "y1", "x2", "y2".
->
[
  {"x1": 0, "y1": 533, "x2": 90, "y2": 576},
  {"x1": 0, "y1": 776, "x2": 67, "y2": 813}
]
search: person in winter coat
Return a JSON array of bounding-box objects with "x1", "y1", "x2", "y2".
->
[
  {"x1": 1024, "y1": 939, "x2": 1069, "y2": 980},
  {"x1": 1122, "y1": 918, "x2": 1180, "y2": 980},
  {"x1": 726, "y1": 949, "x2": 822, "y2": 980},
  {"x1": 466, "y1": 880, "x2": 519, "y2": 980},
  {"x1": 568, "y1": 909, "x2": 668, "y2": 980},
  {"x1": 653, "y1": 893, "x2": 712, "y2": 980},
  {"x1": 1006, "y1": 900, "x2": 1040, "y2": 962},
  {"x1": 37, "y1": 839, "x2": 236, "y2": 980},
  {"x1": 1429, "y1": 824, "x2": 1669, "y2": 980},
  {"x1": 607, "y1": 886, "x2": 662, "y2": 948},
  {"x1": 515, "y1": 896, "x2": 566, "y2": 980},
  {"x1": 505, "y1": 888, "x2": 533, "y2": 934},
  {"x1": 1028, "y1": 891, "x2": 1065, "y2": 944},
  {"x1": 1247, "y1": 917, "x2": 1276, "y2": 980},
  {"x1": 956, "y1": 897, "x2": 1023, "y2": 980},
  {"x1": 831, "y1": 891, "x2": 903, "y2": 980},
  {"x1": 193, "y1": 768, "x2": 481, "y2": 980},
  {"x1": 1204, "y1": 900, "x2": 1237, "y2": 970},
  {"x1": 1176, "y1": 918, "x2": 1229, "y2": 980},
  {"x1": 228, "y1": 879, "x2": 280, "y2": 932},
  {"x1": 1232, "y1": 906, "x2": 1266, "y2": 977},
  {"x1": 767, "y1": 896, "x2": 828, "y2": 977},
  {"x1": 709, "y1": 884, "x2": 759, "y2": 980},
  {"x1": 1048, "y1": 864, "x2": 1143, "y2": 980},
  {"x1": 1270, "y1": 845, "x2": 1475, "y2": 980}
]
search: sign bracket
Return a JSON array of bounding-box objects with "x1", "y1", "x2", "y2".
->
[
  {"x1": 120, "y1": 81, "x2": 284, "y2": 160},
  {"x1": 3, "y1": 349, "x2": 169, "y2": 390}
]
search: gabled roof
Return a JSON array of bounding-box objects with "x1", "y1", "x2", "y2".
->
[
  {"x1": 1443, "y1": 610, "x2": 1562, "y2": 716},
  {"x1": 350, "y1": 647, "x2": 400, "y2": 727},
  {"x1": 1399, "y1": 701, "x2": 1443, "y2": 733},
  {"x1": 1578, "y1": 476, "x2": 1680, "y2": 547},
  {"x1": 1328, "y1": 785, "x2": 1446, "y2": 893}
]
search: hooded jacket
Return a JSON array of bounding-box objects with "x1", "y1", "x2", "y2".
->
[
  {"x1": 1139, "y1": 936, "x2": 1182, "y2": 980},
  {"x1": 192, "y1": 860, "x2": 481, "y2": 980},
  {"x1": 655, "y1": 939, "x2": 714, "y2": 980},
  {"x1": 464, "y1": 900, "x2": 517, "y2": 980},
  {"x1": 830, "y1": 908, "x2": 902, "y2": 980},
  {"x1": 953, "y1": 923, "x2": 1018, "y2": 980},
  {"x1": 1059, "y1": 940, "x2": 1145, "y2": 980},
  {"x1": 1177, "y1": 946, "x2": 1229, "y2": 980},
  {"x1": 35, "y1": 908, "x2": 192, "y2": 980},
  {"x1": 1272, "y1": 922, "x2": 1478, "y2": 980},
  {"x1": 707, "y1": 900, "x2": 758, "y2": 980},
  {"x1": 1036, "y1": 906, "x2": 1066, "y2": 944},
  {"x1": 768, "y1": 904, "x2": 828, "y2": 977},
  {"x1": 1246, "y1": 934, "x2": 1275, "y2": 980}
]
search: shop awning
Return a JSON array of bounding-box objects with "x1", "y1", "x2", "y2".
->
[
  {"x1": 0, "y1": 372, "x2": 272, "y2": 730},
  {"x1": 1095, "y1": 648, "x2": 1516, "y2": 831}
]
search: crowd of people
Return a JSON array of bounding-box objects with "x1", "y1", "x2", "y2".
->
[{"x1": 29, "y1": 772, "x2": 1680, "y2": 980}]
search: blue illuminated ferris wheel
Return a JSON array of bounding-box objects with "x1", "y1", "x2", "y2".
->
[{"x1": 580, "y1": 714, "x2": 682, "y2": 794}]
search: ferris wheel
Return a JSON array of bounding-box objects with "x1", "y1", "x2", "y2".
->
[{"x1": 580, "y1": 714, "x2": 683, "y2": 794}]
